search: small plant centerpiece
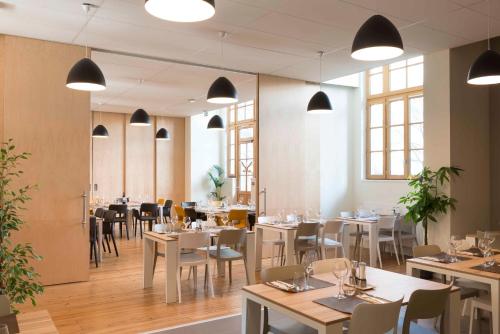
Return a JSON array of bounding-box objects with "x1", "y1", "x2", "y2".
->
[
  {"x1": 399, "y1": 166, "x2": 462, "y2": 245},
  {"x1": 207, "y1": 165, "x2": 226, "y2": 207},
  {"x1": 0, "y1": 139, "x2": 44, "y2": 332}
]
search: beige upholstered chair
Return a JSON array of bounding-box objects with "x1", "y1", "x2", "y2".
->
[
  {"x1": 348, "y1": 298, "x2": 403, "y2": 334},
  {"x1": 258, "y1": 216, "x2": 285, "y2": 267},
  {"x1": 319, "y1": 220, "x2": 345, "y2": 259},
  {"x1": 311, "y1": 258, "x2": 351, "y2": 275}
]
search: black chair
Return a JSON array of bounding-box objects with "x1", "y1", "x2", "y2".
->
[
  {"x1": 94, "y1": 207, "x2": 105, "y2": 218},
  {"x1": 109, "y1": 204, "x2": 129, "y2": 240},
  {"x1": 181, "y1": 201, "x2": 196, "y2": 208},
  {"x1": 162, "y1": 199, "x2": 173, "y2": 222},
  {"x1": 135, "y1": 203, "x2": 158, "y2": 238},
  {"x1": 103, "y1": 210, "x2": 119, "y2": 257},
  {"x1": 89, "y1": 216, "x2": 98, "y2": 267},
  {"x1": 184, "y1": 207, "x2": 198, "y2": 227}
]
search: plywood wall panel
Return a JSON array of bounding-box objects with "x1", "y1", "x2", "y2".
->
[{"x1": 1, "y1": 35, "x2": 90, "y2": 285}]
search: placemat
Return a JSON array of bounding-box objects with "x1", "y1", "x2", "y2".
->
[
  {"x1": 458, "y1": 247, "x2": 500, "y2": 257},
  {"x1": 266, "y1": 277, "x2": 334, "y2": 293},
  {"x1": 471, "y1": 263, "x2": 500, "y2": 273},
  {"x1": 419, "y1": 252, "x2": 470, "y2": 263},
  {"x1": 313, "y1": 296, "x2": 367, "y2": 314}
]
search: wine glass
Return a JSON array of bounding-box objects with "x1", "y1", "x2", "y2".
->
[
  {"x1": 332, "y1": 262, "x2": 348, "y2": 299},
  {"x1": 185, "y1": 216, "x2": 191, "y2": 229},
  {"x1": 304, "y1": 256, "x2": 314, "y2": 290},
  {"x1": 448, "y1": 235, "x2": 460, "y2": 263},
  {"x1": 222, "y1": 215, "x2": 229, "y2": 226}
]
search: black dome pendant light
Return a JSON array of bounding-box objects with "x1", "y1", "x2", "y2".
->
[
  {"x1": 92, "y1": 112, "x2": 109, "y2": 138},
  {"x1": 467, "y1": 0, "x2": 500, "y2": 85},
  {"x1": 351, "y1": 15, "x2": 404, "y2": 61},
  {"x1": 156, "y1": 128, "x2": 171, "y2": 140},
  {"x1": 130, "y1": 108, "x2": 151, "y2": 126},
  {"x1": 207, "y1": 32, "x2": 238, "y2": 104},
  {"x1": 307, "y1": 51, "x2": 333, "y2": 114},
  {"x1": 207, "y1": 114, "x2": 224, "y2": 131},
  {"x1": 145, "y1": 0, "x2": 215, "y2": 23},
  {"x1": 66, "y1": 3, "x2": 106, "y2": 92}
]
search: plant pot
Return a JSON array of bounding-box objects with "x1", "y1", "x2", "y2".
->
[
  {"x1": 0, "y1": 295, "x2": 19, "y2": 333},
  {"x1": 209, "y1": 200, "x2": 223, "y2": 208}
]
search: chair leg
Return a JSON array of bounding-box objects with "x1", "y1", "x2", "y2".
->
[
  {"x1": 321, "y1": 246, "x2": 326, "y2": 260},
  {"x1": 193, "y1": 266, "x2": 198, "y2": 289},
  {"x1": 125, "y1": 221, "x2": 129, "y2": 240},
  {"x1": 105, "y1": 235, "x2": 111, "y2": 253},
  {"x1": 377, "y1": 243, "x2": 383, "y2": 268},
  {"x1": 119, "y1": 223, "x2": 123, "y2": 238},
  {"x1": 152, "y1": 243, "x2": 158, "y2": 277},
  {"x1": 93, "y1": 242, "x2": 98, "y2": 268},
  {"x1": 399, "y1": 236, "x2": 405, "y2": 261},
  {"x1": 393, "y1": 240, "x2": 400, "y2": 265},
  {"x1": 229, "y1": 261, "x2": 232, "y2": 284},
  {"x1": 177, "y1": 267, "x2": 182, "y2": 304},
  {"x1": 271, "y1": 244, "x2": 275, "y2": 267},
  {"x1": 140, "y1": 220, "x2": 143, "y2": 239},
  {"x1": 90, "y1": 242, "x2": 93, "y2": 260},
  {"x1": 111, "y1": 232, "x2": 119, "y2": 257}
]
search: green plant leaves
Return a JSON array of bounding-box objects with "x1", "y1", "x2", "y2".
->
[{"x1": 207, "y1": 164, "x2": 226, "y2": 201}]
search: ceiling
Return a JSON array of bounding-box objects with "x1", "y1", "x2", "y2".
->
[{"x1": 1, "y1": 0, "x2": 499, "y2": 116}]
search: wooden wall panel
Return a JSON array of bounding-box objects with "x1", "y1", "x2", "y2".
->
[
  {"x1": 156, "y1": 116, "x2": 185, "y2": 204},
  {"x1": 92, "y1": 112, "x2": 124, "y2": 200},
  {"x1": 125, "y1": 119, "x2": 155, "y2": 201},
  {"x1": 1, "y1": 36, "x2": 90, "y2": 285}
]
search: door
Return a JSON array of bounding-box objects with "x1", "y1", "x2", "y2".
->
[{"x1": 1, "y1": 36, "x2": 90, "y2": 285}]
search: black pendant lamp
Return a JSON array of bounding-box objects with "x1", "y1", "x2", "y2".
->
[
  {"x1": 307, "y1": 51, "x2": 333, "y2": 114},
  {"x1": 207, "y1": 115, "x2": 224, "y2": 130},
  {"x1": 467, "y1": 1, "x2": 500, "y2": 85},
  {"x1": 92, "y1": 124, "x2": 109, "y2": 138},
  {"x1": 66, "y1": 4, "x2": 106, "y2": 91},
  {"x1": 351, "y1": 15, "x2": 404, "y2": 61},
  {"x1": 156, "y1": 128, "x2": 171, "y2": 140},
  {"x1": 207, "y1": 77, "x2": 238, "y2": 104},
  {"x1": 130, "y1": 108, "x2": 151, "y2": 126},
  {"x1": 145, "y1": 0, "x2": 215, "y2": 22}
]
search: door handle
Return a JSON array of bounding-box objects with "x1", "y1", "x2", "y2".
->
[{"x1": 82, "y1": 192, "x2": 88, "y2": 224}]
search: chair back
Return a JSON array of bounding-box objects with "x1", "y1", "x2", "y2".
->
[
  {"x1": 132, "y1": 208, "x2": 140, "y2": 220},
  {"x1": 311, "y1": 258, "x2": 351, "y2": 274},
  {"x1": 349, "y1": 298, "x2": 403, "y2": 334},
  {"x1": 413, "y1": 245, "x2": 441, "y2": 258},
  {"x1": 89, "y1": 216, "x2": 97, "y2": 242},
  {"x1": 163, "y1": 200, "x2": 173, "y2": 217},
  {"x1": 109, "y1": 204, "x2": 127, "y2": 217},
  {"x1": 157, "y1": 198, "x2": 166, "y2": 206},
  {"x1": 257, "y1": 216, "x2": 277, "y2": 224},
  {"x1": 184, "y1": 207, "x2": 197, "y2": 222},
  {"x1": 377, "y1": 215, "x2": 397, "y2": 230},
  {"x1": 103, "y1": 210, "x2": 117, "y2": 234},
  {"x1": 140, "y1": 203, "x2": 158, "y2": 217},
  {"x1": 295, "y1": 222, "x2": 320, "y2": 240},
  {"x1": 218, "y1": 229, "x2": 246, "y2": 246},
  {"x1": 228, "y1": 209, "x2": 248, "y2": 228},
  {"x1": 260, "y1": 264, "x2": 305, "y2": 283},
  {"x1": 178, "y1": 232, "x2": 210, "y2": 250},
  {"x1": 181, "y1": 201, "x2": 196, "y2": 208},
  {"x1": 94, "y1": 207, "x2": 105, "y2": 218},
  {"x1": 174, "y1": 205, "x2": 185, "y2": 220},
  {"x1": 322, "y1": 220, "x2": 343, "y2": 240},
  {"x1": 402, "y1": 285, "x2": 453, "y2": 334}
]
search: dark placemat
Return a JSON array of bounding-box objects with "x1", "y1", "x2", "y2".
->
[
  {"x1": 420, "y1": 252, "x2": 470, "y2": 264},
  {"x1": 471, "y1": 263, "x2": 500, "y2": 273},
  {"x1": 313, "y1": 296, "x2": 366, "y2": 314},
  {"x1": 267, "y1": 277, "x2": 334, "y2": 293}
]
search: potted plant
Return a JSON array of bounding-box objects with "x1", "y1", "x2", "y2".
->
[
  {"x1": 207, "y1": 165, "x2": 226, "y2": 207},
  {"x1": 399, "y1": 166, "x2": 462, "y2": 245},
  {"x1": 0, "y1": 139, "x2": 44, "y2": 332}
]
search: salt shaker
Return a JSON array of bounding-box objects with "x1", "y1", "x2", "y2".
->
[
  {"x1": 350, "y1": 260, "x2": 358, "y2": 286},
  {"x1": 358, "y1": 262, "x2": 367, "y2": 288}
]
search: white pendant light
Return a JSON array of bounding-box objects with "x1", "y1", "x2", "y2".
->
[
  {"x1": 467, "y1": 0, "x2": 500, "y2": 85},
  {"x1": 145, "y1": 0, "x2": 215, "y2": 23},
  {"x1": 307, "y1": 51, "x2": 332, "y2": 114}
]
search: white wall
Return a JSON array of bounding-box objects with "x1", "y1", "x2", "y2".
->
[{"x1": 187, "y1": 110, "x2": 226, "y2": 202}]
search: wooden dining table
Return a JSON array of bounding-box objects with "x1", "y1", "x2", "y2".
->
[
  {"x1": 242, "y1": 267, "x2": 460, "y2": 334},
  {"x1": 407, "y1": 253, "x2": 500, "y2": 334},
  {"x1": 143, "y1": 229, "x2": 256, "y2": 304}
]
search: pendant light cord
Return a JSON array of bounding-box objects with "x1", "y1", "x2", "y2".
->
[
  {"x1": 319, "y1": 51, "x2": 324, "y2": 91},
  {"x1": 487, "y1": 0, "x2": 491, "y2": 50}
]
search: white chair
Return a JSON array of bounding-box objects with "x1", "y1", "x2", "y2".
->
[
  {"x1": 349, "y1": 298, "x2": 403, "y2": 334},
  {"x1": 360, "y1": 215, "x2": 400, "y2": 268},
  {"x1": 177, "y1": 232, "x2": 214, "y2": 303},
  {"x1": 468, "y1": 296, "x2": 492, "y2": 334},
  {"x1": 319, "y1": 220, "x2": 344, "y2": 259},
  {"x1": 311, "y1": 258, "x2": 351, "y2": 274},
  {"x1": 258, "y1": 216, "x2": 285, "y2": 267},
  {"x1": 395, "y1": 216, "x2": 418, "y2": 260}
]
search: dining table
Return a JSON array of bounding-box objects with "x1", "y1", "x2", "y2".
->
[
  {"x1": 242, "y1": 266, "x2": 460, "y2": 334},
  {"x1": 407, "y1": 252, "x2": 500, "y2": 334},
  {"x1": 143, "y1": 228, "x2": 256, "y2": 304}
]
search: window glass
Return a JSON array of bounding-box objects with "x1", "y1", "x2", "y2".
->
[
  {"x1": 390, "y1": 151, "x2": 405, "y2": 175},
  {"x1": 390, "y1": 68, "x2": 406, "y2": 91},
  {"x1": 411, "y1": 149, "x2": 424, "y2": 175},
  {"x1": 370, "y1": 128, "x2": 384, "y2": 151},
  {"x1": 370, "y1": 152, "x2": 384, "y2": 175},
  {"x1": 390, "y1": 126, "x2": 404, "y2": 150},
  {"x1": 369, "y1": 73, "x2": 383, "y2": 95},
  {"x1": 390, "y1": 100, "x2": 404, "y2": 125},
  {"x1": 410, "y1": 124, "x2": 424, "y2": 149},
  {"x1": 370, "y1": 104, "x2": 384, "y2": 127},
  {"x1": 408, "y1": 63, "x2": 423, "y2": 87},
  {"x1": 409, "y1": 96, "x2": 424, "y2": 123}
]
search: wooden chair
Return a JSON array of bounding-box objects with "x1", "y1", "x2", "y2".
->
[
  {"x1": 176, "y1": 232, "x2": 214, "y2": 303},
  {"x1": 208, "y1": 229, "x2": 248, "y2": 284},
  {"x1": 360, "y1": 215, "x2": 400, "y2": 268},
  {"x1": 102, "y1": 210, "x2": 119, "y2": 257},
  {"x1": 94, "y1": 207, "x2": 105, "y2": 218},
  {"x1": 320, "y1": 220, "x2": 345, "y2": 259},
  {"x1": 138, "y1": 203, "x2": 158, "y2": 232},
  {"x1": 174, "y1": 205, "x2": 185, "y2": 221},
  {"x1": 109, "y1": 204, "x2": 128, "y2": 240},
  {"x1": 294, "y1": 222, "x2": 320, "y2": 264},
  {"x1": 162, "y1": 199, "x2": 173, "y2": 222},
  {"x1": 349, "y1": 298, "x2": 403, "y2": 334},
  {"x1": 260, "y1": 265, "x2": 316, "y2": 334},
  {"x1": 228, "y1": 209, "x2": 248, "y2": 229},
  {"x1": 89, "y1": 216, "x2": 98, "y2": 267},
  {"x1": 258, "y1": 216, "x2": 285, "y2": 267},
  {"x1": 157, "y1": 197, "x2": 166, "y2": 206}
]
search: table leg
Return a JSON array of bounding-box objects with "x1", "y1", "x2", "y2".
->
[
  {"x1": 318, "y1": 323, "x2": 343, "y2": 334},
  {"x1": 143, "y1": 237, "x2": 154, "y2": 289},
  {"x1": 342, "y1": 222, "x2": 351, "y2": 260},
  {"x1": 165, "y1": 239, "x2": 178, "y2": 303},
  {"x1": 284, "y1": 229, "x2": 295, "y2": 265},
  {"x1": 443, "y1": 289, "x2": 460, "y2": 334},
  {"x1": 255, "y1": 226, "x2": 263, "y2": 271},
  {"x1": 491, "y1": 280, "x2": 499, "y2": 334},
  {"x1": 246, "y1": 233, "x2": 256, "y2": 284},
  {"x1": 406, "y1": 262, "x2": 418, "y2": 277},
  {"x1": 98, "y1": 220, "x2": 103, "y2": 262},
  {"x1": 368, "y1": 223, "x2": 378, "y2": 267},
  {"x1": 241, "y1": 294, "x2": 261, "y2": 334},
  {"x1": 159, "y1": 207, "x2": 163, "y2": 223}
]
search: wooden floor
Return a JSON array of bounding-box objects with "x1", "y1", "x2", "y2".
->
[{"x1": 17, "y1": 236, "x2": 405, "y2": 334}]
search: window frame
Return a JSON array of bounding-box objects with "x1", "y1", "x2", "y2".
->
[{"x1": 365, "y1": 57, "x2": 424, "y2": 180}]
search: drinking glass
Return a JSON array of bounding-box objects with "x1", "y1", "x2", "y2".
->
[
  {"x1": 332, "y1": 262, "x2": 348, "y2": 299},
  {"x1": 222, "y1": 215, "x2": 229, "y2": 226},
  {"x1": 303, "y1": 254, "x2": 314, "y2": 290},
  {"x1": 448, "y1": 235, "x2": 459, "y2": 263},
  {"x1": 0, "y1": 324, "x2": 9, "y2": 334},
  {"x1": 185, "y1": 217, "x2": 191, "y2": 228},
  {"x1": 293, "y1": 272, "x2": 305, "y2": 292}
]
